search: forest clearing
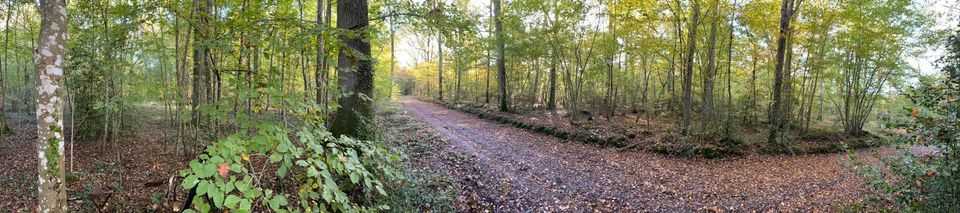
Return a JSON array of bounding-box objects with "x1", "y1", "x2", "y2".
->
[{"x1": 0, "y1": 0, "x2": 958, "y2": 212}]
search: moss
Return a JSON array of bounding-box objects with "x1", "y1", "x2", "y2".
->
[{"x1": 45, "y1": 125, "x2": 62, "y2": 176}]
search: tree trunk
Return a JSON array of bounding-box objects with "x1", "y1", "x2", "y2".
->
[
  {"x1": 702, "y1": 0, "x2": 720, "y2": 126},
  {"x1": 316, "y1": 0, "x2": 325, "y2": 105},
  {"x1": 547, "y1": 47, "x2": 557, "y2": 110},
  {"x1": 438, "y1": 34, "x2": 444, "y2": 100},
  {"x1": 681, "y1": 0, "x2": 700, "y2": 135},
  {"x1": 0, "y1": 0, "x2": 12, "y2": 135},
  {"x1": 329, "y1": 0, "x2": 374, "y2": 139},
  {"x1": 724, "y1": 3, "x2": 735, "y2": 136},
  {"x1": 455, "y1": 35, "x2": 463, "y2": 103},
  {"x1": 494, "y1": 0, "x2": 508, "y2": 112},
  {"x1": 485, "y1": 47, "x2": 491, "y2": 104},
  {"x1": 768, "y1": 0, "x2": 802, "y2": 144},
  {"x1": 192, "y1": 0, "x2": 211, "y2": 130},
  {"x1": 35, "y1": 0, "x2": 68, "y2": 211}
]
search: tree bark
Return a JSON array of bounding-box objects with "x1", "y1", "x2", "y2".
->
[
  {"x1": 681, "y1": 0, "x2": 700, "y2": 135},
  {"x1": 329, "y1": 0, "x2": 374, "y2": 139},
  {"x1": 494, "y1": 0, "x2": 508, "y2": 112},
  {"x1": 192, "y1": 0, "x2": 212, "y2": 129},
  {"x1": 35, "y1": 0, "x2": 68, "y2": 211},
  {"x1": 438, "y1": 34, "x2": 444, "y2": 100},
  {"x1": 702, "y1": 0, "x2": 720, "y2": 126},
  {"x1": 0, "y1": 0, "x2": 13, "y2": 135},
  {"x1": 316, "y1": 0, "x2": 325, "y2": 105},
  {"x1": 548, "y1": 47, "x2": 557, "y2": 110},
  {"x1": 768, "y1": 0, "x2": 802, "y2": 144}
]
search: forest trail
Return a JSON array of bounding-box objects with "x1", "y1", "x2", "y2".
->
[{"x1": 398, "y1": 97, "x2": 870, "y2": 211}]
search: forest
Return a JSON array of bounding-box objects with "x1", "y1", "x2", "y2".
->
[{"x1": 0, "y1": 0, "x2": 958, "y2": 212}]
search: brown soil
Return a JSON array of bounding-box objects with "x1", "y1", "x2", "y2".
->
[{"x1": 398, "y1": 97, "x2": 877, "y2": 212}]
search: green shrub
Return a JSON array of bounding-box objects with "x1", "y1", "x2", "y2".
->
[{"x1": 179, "y1": 121, "x2": 400, "y2": 212}]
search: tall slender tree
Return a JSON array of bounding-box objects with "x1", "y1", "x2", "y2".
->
[
  {"x1": 768, "y1": 0, "x2": 803, "y2": 144},
  {"x1": 316, "y1": 0, "x2": 326, "y2": 105},
  {"x1": 35, "y1": 0, "x2": 68, "y2": 211},
  {"x1": 0, "y1": 0, "x2": 13, "y2": 135},
  {"x1": 192, "y1": 0, "x2": 212, "y2": 129},
  {"x1": 702, "y1": 0, "x2": 720, "y2": 126},
  {"x1": 494, "y1": 0, "x2": 508, "y2": 112},
  {"x1": 681, "y1": 0, "x2": 701, "y2": 135}
]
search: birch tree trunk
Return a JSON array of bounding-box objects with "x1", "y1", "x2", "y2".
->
[{"x1": 35, "y1": 0, "x2": 68, "y2": 211}]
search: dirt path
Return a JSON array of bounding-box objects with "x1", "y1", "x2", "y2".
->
[{"x1": 398, "y1": 97, "x2": 869, "y2": 212}]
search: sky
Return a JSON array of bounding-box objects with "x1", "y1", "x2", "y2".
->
[
  {"x1": 907, "y1": 0, "x2": 958, "y2": 76},
  {"x1": 392, "y1": 0, "x2": 960, "y2": 77}
]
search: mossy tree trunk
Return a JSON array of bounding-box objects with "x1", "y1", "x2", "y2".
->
[
  {"x1": 35, "y1": 0, "x2": 68, "y2": 211},
  {"x1": 329, "y1": 0, "x2": 374, "y2": 139}
]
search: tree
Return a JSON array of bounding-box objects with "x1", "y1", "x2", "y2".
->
[
  {"x1": 835, "y1": 0, "x2": 917, "y2": 136},
  {"x1": 316, "y1": 0, "x2": 327, "y2": 106},
  {"x1": 768, "y1": 0, "x2": 802, "y2": 144},
  {"x1": 192, "y1": 0, "x2": 213, "y2": 130},
  {"x1": 0, "y1": 0, "x2": 13, "y2": 135},
  {"x1": 35, "y1": 0, "x2": 68, "y2": 211},
  {"x1": 681, "y1": 0, "x2": 700, "y2": 135},
  {"x1": 329, "y1": 0, "x2": 375, "y2": 139},
  {"x1": 702, "y1": 0, "x2": 720, "y2": 126},
  {"x1": 493, "y1": 0, "x2": 508, "y2": 112}
]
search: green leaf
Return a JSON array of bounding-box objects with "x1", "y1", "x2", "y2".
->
[
  {"x1": 197, "y1": 181, "x2": 210, "y2": 196},
  {"x1": 223, "y1": 179, "x2": 236, "y2": 194},
  {"x1": 277, "y1": 166, "x2": 288, "y2": 177},
  {"x1": 190, "y1": 161, "x2": 203, "y2": 174},
  {"x1": 210, "y1": 156, "x2": 225, "y2": 164},
  {"x1": 194, "y1": 196, "x2": 210, "y2": 213},
  {"x1": 210, "y1": 185, "x2": 224, "y2": 208},
  {"x1": 238, "y1": 199, "x2": 252, "y2": 212},
  {"x1": 224, "y1": 195, "x2": 241, "y2": 209},
  {"x1": 269, "y1": 153, "x2": 282, "y2": 162},
  {"x1": 182, "y1": 175, "x2": 199, "y2": 189},
  {"x1": 269, "y1": 194, "x2": 289, "y2": 210}
]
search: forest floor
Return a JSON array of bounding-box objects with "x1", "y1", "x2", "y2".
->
[
  {"x1": 0, "y1": 99, "x2": 903, "y2": 212},
  {"x1": 396, "y1": 96, "x2": 887, "y2": 211},
  {"x1": 0, "y1": 107, "x2": 189, "y2": 212}
]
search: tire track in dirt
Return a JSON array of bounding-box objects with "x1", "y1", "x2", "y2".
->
[{"x1": 399, "y1": 97, "x2": 868, "y2": 212}]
